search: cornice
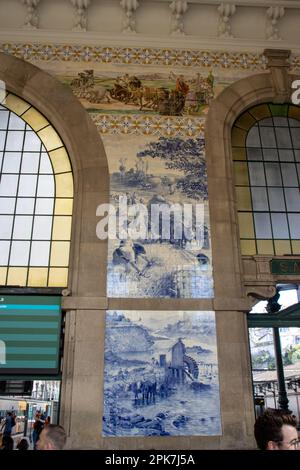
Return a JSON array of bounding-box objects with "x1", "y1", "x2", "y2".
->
[{"x1": 1, "y1": 29, "x2": 300, "y2": 54}]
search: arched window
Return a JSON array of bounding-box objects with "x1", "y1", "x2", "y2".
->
[
  {"x1": 232, "y1": 104, "x2": 300, "y2": 256},
  {"x1": 0, "y1": 92, "x2": 73, "y2": 287}
]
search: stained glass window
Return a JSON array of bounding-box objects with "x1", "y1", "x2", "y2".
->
[
  {"x1": 0, "y1": 93, "x2": 73, "y2": 287},
  {"x1": 232, "y1": 104, "x2": 300, "y2": 256}
]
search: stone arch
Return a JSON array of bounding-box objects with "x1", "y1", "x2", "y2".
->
[
  {"x1": 0, "y1": 51, "x2": 109, "y2": 298},
  {"x1": 205, "y1": 64, "x2": 298, "y2": 301},
  {"x1": 203, "y1": 66, "x2": 297, "y2": 449},
  {"x1": 205, "y1": 71, "x2": 276, "y2": 300}
]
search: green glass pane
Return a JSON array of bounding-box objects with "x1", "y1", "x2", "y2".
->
[{"x1": 269, "y1": 104, "x2": 288, "y2": 117}]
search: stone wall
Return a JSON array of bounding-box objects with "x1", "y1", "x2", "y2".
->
[{"x1": 0, "y1": 36, "x2": 298, "y2": 448}]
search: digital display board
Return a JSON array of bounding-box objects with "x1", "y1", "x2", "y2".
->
[{"x1": 0, "y1": 295, "x2": 62, "y2": 375}]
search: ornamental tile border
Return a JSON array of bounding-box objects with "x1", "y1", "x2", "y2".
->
[
  {"x1": 2, "y1": 43, "x2": 300, "y2": 71},
  {"x1": 89, "y1": 113, "x2": 205, "y2": 137},
  {"x1": 291, "y1": 55, "x2": 300, "y2": 71},
  {"x1": 0, "y1": 42, "x2": 271, "y2": 70}
]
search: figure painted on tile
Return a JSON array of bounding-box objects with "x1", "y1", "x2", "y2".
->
[
  {"x1": 66, "y1": 69, "x2": 215, "y2": 116},
  {"x1": 112, "y1": 239, "x2": 152, "y2": 277},
  {"x1": 106, "y1": 134, "x2": 213, "y2": 298},
  {"x1": 175, "y1": 74, "x2": 189, "y2": 96}
]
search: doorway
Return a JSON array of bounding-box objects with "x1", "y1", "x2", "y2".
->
[
  {"x1": 0, "y1": 379, "x2": 61, "y2": 440},
  {"x1": 248, "y1": 285, "x2": 300, "y2": 421}
]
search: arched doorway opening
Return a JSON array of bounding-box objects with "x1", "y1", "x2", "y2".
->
[
  {"x1": 0, "y1": 52, "x2": 109, "y2": 447},
  {"x1": 248, "y1": 285, "x2": 300, "y2": 423}
]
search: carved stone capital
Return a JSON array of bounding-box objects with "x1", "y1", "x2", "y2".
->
[
  {"x1": 70, "y1": 0, "x2": 91, "y2": 32},
  {"x1": 120, "y1": 0, "x2": 139, "y2": 34},
  {"x1": 264, "y1": 48, "x2": 291, "y2": 103},
  {"x1": 170, "y1": 0, "x2": 188, "y2": 36},
  {"x1": 217, "y1": 3, "x2": 236, "y2": 39},
  {"x1": 264, "y1": 48, "x2": 290, "y2": 68},
  {"x1": 245, "y1": 285, "x2": 277, "y2": 307},
  {"x1": 21, "y1": 0, "x2": 40, "y2": 30},
  {"x1": 266, "y1": 6, "x2": 285, "y2": 41}
]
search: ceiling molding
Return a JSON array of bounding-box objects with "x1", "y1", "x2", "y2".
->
[{"x1": 1, "y1": 29, "x2": 300, "y2": 54}]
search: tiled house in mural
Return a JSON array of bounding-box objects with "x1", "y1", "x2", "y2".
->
[{"x1": 103, "y1": 310, "x2": 221, "y2": 437}]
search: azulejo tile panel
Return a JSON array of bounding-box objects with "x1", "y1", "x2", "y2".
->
[
  {"x1": 103, "y1": 310, "x2": 221, "y2": 437},
  {"x1": 104, "y1": 134, "x2": 213, "y2": 299},
  {"x1": 0, "y1": 43, "x2": 269, "y2": 70}
]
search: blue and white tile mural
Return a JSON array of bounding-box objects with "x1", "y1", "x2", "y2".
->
[
  {"x1": 103, "y1": 134, "x2": 214, "y2": 298},
  {"x1": 102, "y1": 310, "x2": 221, "y2": 437}
]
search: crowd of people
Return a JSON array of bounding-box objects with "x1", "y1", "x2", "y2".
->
[
  {"x1": 0, "y1": 406, "x2": 300, "y2": 450},
  {"x1": 0, "y1": 410, "x2": 66, "y2": 451}
]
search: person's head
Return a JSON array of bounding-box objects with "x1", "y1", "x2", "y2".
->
[
  {"x1": 254, "y1": 408, "x2": 299, "y2": 450},
  {"x1": 37, "y1": 424, "x2": 67, "y2": 450},
  {"x1": 2, "y1": 435, "x2": 14, "y2": 450},
  {"x1": 17, "y1": 438, "x2": 29, "y2": 451}
]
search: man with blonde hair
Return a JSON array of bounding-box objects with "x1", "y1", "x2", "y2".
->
[{"x1": 37, "y1": 424, "x2": 67, "y2": 451}]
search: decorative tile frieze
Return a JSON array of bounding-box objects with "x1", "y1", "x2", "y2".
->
[
  {"x1": 0, "y1": 42, "x2": 269, "y2": 70},
  {"x1": 290, "y1": 55, "x2": 300, "y2": 71},
  {"x1": 90, "y1": 113, "x2": 205, "y2": 137}
]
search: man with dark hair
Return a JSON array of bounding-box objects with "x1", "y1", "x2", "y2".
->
[
  {"x1": 0, "y1": 412, "x2": 13, "y2": 438},
  {"x1": 254, "y1": 408, "x2": 300, "y2": 450},
  {"x1": 36, "y1": 424, "x2": 67, "y2": 451}
]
